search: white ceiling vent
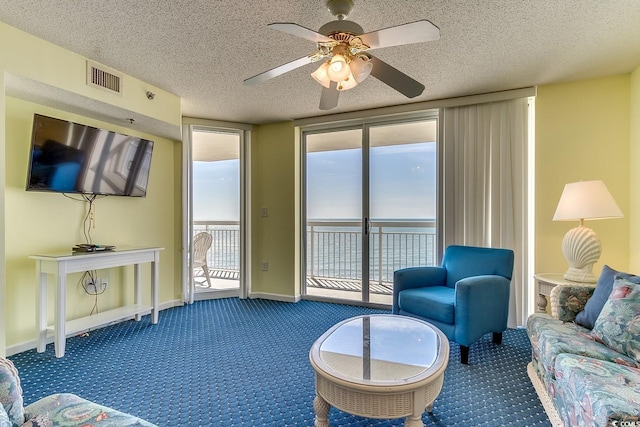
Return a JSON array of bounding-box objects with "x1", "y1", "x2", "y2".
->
[{"x1": 87, "y1": 61, "x2": 123, "y2": 95}]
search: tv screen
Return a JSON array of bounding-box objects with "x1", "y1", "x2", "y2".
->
[{"x1": 26, "y1": 114, "x2": 154, "y2": 197}]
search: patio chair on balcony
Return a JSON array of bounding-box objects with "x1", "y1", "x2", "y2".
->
[
  {"x1": 193, "y1": 232, "x2": 213, "y2": 287},
  {"x1": 392, "y1": 245, "x2": 514, "y2": 364}
]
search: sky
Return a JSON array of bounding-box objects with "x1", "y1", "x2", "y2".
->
[
  {"x1": 193, "y1": 159, "x2": 239, "y2": 221},
  {"x1": 192, "y1": 141, "x2": 436, "y2": 222},
  {"x1": 307, "y1": 142, "x2": 437, "y2": 220}
]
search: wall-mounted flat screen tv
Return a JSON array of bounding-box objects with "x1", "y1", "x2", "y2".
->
[{"x1": 26, "y1": 114, "x2": 154, "y2": 197}]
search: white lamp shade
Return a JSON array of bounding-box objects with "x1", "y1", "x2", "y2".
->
[
  {"x1": 349, "y1": 57, "x2": 373, "y2": 83},
  {"x1": 337, "y1": 71, "x2": 358, "y2": 91},
  {"x1": 311, "y1": 62, "x2": 331, "y2": 88},
  {"x1": 553, "y1": 180, "x2": 623, "y2": 221},
  {"x1": 327, "y1": 54, "x2": 351, "y2": 82}
]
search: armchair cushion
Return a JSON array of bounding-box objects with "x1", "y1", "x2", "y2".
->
[
  {"x1": 398, "y1": 286, "x2": 455, "y2": 324},
  {"x1": 575, "y1": 265, "x2": 640, "y2": 329}
]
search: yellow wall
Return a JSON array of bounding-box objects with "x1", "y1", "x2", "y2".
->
[
  {"x1": 5, "y1": 97, "x2": 181, "y2": 345},
  {"x1": 535, "y1": 75, "x2": 631, "y2": 275},
  {"x1": 0, "y1": 22, "x2": 180, "y2": 127},
  {"x1": 250, "y1": 74, "x2": 639, "y2": 300},
  {"x1": 630, "y1": 67, "x2": 640, "y2": 272},
  {"x1": 251, "y1": 122, "x2": 300, "y2": 299},
  {"x1": 1, "y1": 21, "x2": 182, "y2": 355}
]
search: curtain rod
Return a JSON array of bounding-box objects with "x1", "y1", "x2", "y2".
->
[
  {"x1": 182, "y1": 116, "x2": 253, "y2": 131},
  {"x1": 293, "y1": 87, "x2": 536, "y2": 128}
]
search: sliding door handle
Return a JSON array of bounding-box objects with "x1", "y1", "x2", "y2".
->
[{"x1": 364, "y1": 217, "x2": 372, "y2": 235}]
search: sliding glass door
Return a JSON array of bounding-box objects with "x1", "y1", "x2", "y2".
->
[
  {"x1": 305, "y1": 128, "x2": 364, "y2": 301},
  {"x1": 368, "y1": 120, "x2": 438, "y2": 302},
  {"x1": 303, "y1": 115, "x2": 438, "y2": 306}
]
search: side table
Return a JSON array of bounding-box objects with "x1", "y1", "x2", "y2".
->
[
  {"x1": 534, "y1": 273, "x2": 589, "y2": 314},
  {"x1": 31, "y1": 247, "x2": 162, "y2": 357}
]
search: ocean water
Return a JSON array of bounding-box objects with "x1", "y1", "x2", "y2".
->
[
  {"x1": 308, "y1": 223, "x2": 437, "y2": 282},
  {"x1": 196, "y1": 220, "x2": 438, "y2": 283}
]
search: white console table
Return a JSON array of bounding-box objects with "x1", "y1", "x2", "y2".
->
[{"x1": 30, "y1": 247, "x2": 163, "y2": 357}]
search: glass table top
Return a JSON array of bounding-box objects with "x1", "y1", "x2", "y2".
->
[{"x1": 312, "y1": 315, "x2": 445, "y2": 385}]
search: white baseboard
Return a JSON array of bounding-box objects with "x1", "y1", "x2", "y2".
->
[
  {"x1": 248, "y1": 292, "x2": 301, "y2": 303},
  {"x1": 7, "y1": 297, "x2": 308, "y2": 356},
  {"x1": 194, "y1": 289, "x2": 239, "y2": 300},
  {"x1": 6, "y1": 299, "x2": 184, "y2": 357}
]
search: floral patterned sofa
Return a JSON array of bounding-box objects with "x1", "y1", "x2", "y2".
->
[
  {"x1": 0, "y1": 357, "x2": 156, "y2": 427},
  {"x1": 526, "y1": 265, "x2": 640, "y2": 427}
]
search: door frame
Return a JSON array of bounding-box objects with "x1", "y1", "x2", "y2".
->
[{"x1": 181, "y1": 118, "x2": 252, "y2": 303}]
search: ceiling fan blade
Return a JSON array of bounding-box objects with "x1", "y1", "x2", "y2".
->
[
  {"x1": 319, "y1": 81, "x2": 340, "y2": 110},
  {"x1": 359, "y1": 20, "x2": 440, "y2": 49},
  {"x1": 369, "y1": 56, "x2": 425, "y2": 98},
  {"x1": 268, "y1": 23, "x2": 334, "y2": 43},
  {"x1": 244, "y1": 56, "x2": 314, "y2": 86}
]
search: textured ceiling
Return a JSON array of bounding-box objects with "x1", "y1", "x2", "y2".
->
[{"x1": 1, "y1": 0, "x2": 640, "y2": 126}]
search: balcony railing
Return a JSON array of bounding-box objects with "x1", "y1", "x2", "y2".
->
[
  {"x1": 307, "y1": 220, "x2": 437, "y2": 284},
  {"x1": 194, "y1": 221, "x2": 240, "y2": 272},
  {"x1": 193, "y1": 219, "x2": 437, "y2": 287}
]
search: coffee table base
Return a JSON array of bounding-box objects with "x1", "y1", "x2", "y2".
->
[{"x1": 313, "y1": 372, "x2": 444, "y2": 427}]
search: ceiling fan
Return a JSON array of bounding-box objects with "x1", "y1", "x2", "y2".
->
[{"x1": 243, "y1": 0, "x2": 440, "y2": 110}]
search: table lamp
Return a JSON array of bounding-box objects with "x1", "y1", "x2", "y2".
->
[{"x1": 553, "y1": 180, "x2": 623, "y2": 283}]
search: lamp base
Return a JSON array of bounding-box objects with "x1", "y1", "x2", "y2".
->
[
  {"x1": 561, "y1": 225, "x2": 601, "y2": 284},
  {"x1": 563, "y1": 267, "x2": 597, "y2": 283}
]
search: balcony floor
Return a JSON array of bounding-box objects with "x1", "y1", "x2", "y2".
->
[
  {"x1": 306, "y1": 277, "x2": 392, "y2": 295},
  {"x1": 195, "y1": 269, "x2": 393, "y2": 296}
]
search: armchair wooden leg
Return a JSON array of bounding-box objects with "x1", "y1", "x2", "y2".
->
[
  {"x1": 460, "y1": 346, "x2": 469, "y2": 364},
  {"x1": 492, "y1": 332, "x2": 502, "y2": 345}
]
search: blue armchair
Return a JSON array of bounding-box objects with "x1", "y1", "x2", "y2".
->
[{"x1": 392, "y1": 245, "x2": 514, "y2": 364}]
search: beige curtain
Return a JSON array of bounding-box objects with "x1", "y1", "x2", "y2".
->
[{"x1": 442, "y1": 98, "x2": 530, "y2": 327}]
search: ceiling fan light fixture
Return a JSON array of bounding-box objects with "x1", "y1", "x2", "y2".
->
[
  {"x1": 311, "y1": 62, "x2": 331, "y2": 88},
  {"x1": 350, "y1": 56, "x2": 373, "y2": 82},
  {"x1": 337, "y1": 72, "x2": 357, "y2": 91},
  {"x1": 327, "y1": 54, "x2": 351, "y2": 81},
  {"x1": 246, "y1": 1, "x2": 441, "y2": 110}
]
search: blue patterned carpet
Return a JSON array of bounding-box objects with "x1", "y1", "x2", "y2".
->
[{"x1": 10, "y1": 298, "x2": 550, "y2": 426}]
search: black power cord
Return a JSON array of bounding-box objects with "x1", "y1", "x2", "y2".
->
[
  {"x1": 62, "y1": 192, "x2": 107, "y2": 244},
  {"x1": 79, "y1": 270, "x2": 106, "y2": 316},
  {"x1": 63, "y1": 193, "x2": 110, "y2": 328}
]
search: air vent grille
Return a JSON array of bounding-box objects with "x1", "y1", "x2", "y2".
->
[{"x1": 87, "y1": 61, "x2": 123, "y2": 95}]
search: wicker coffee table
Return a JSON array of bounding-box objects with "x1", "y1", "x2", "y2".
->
[{"x1": 309, "y1": 314, "x2": 449, "y2": 427}]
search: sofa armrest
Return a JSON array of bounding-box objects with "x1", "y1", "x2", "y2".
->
[
  {"x1": 0, "y1": 357, "x2": 24, "y2": 427},
  {"x1": 392, "y1": 267, "x2": 446, "y2": 313},
  {"x1": 550, "y1": 283, "x2": 596, "y2": 322},
  {"x1": 24, "y1": 393, "x2": 158, "y2": 426}
]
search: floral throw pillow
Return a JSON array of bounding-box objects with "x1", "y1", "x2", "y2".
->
[
  {"x1": 591, "y1": 277, "x2": 640, "y2": 362},
  {"x1": 575, "y1": 264, "x2": 640, "y2": 329}
]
